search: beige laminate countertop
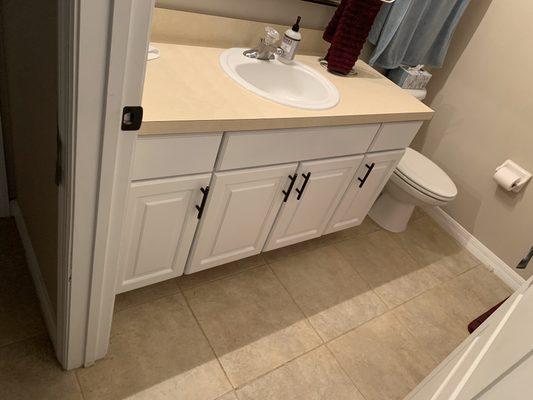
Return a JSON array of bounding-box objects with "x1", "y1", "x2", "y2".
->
[{"x1": 140, "y1": 43, "x2": 433, "y2": 135}]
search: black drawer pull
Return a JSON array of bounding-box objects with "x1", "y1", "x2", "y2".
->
[
  {"x1": 358, "y1": 163, "x2": 375, "y2": 188},
  {"x1": 295, "y1": 172, "x2": 311, "y2": 200},
  {"x1": 282, "y1": 174, "x2": 298, "y2": 202},
  {"x1": 517, "y1": 246, "x2": 533, "y2": 269},
  {"x1": 195, "y1": 186, "x2": 209, "y2": 219}
]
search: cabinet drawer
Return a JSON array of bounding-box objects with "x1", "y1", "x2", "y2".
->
[
  {"x1": 132, "y1": 133, "x2": 222, "y2": 180},
  {"x1": 217, "y1": 124, "x2": 379, "y2": 170},
  {"x1": 369, "y1": 121, "x2": 422, "y2": 152}
]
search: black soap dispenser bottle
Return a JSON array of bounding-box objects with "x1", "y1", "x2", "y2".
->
[{"x1": 279, "y1": 16, "x2": 302, "y2": 64}]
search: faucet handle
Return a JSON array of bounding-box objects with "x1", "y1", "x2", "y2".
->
[{"x1": 263, "y1": 27, "x2": 280, "y2": 45}]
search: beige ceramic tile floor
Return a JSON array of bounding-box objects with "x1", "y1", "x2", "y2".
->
[{"x1": 0, "y1": 210, "x2": 513, "y2": 400}]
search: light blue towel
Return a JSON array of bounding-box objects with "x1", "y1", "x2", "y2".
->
[{"x1": 368, "y1": 0, "x2": 471, "y2": 69}]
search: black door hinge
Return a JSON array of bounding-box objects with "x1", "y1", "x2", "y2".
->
[{"x1": 121, "y1": 106, "x2": 143, "y2": 131}]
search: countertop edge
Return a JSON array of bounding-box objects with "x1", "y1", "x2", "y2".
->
[{"x1": 139, "y1": 111, "x2": 434, "y2": 136}]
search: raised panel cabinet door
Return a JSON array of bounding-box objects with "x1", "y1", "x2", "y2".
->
[
  {"x1": 325, "y1": 149, "x2": 405, "y2": 234},
  {"x1": 186, "y1": 163, "x2": 298, "y2": 274},
  {"x1": 116, "y1": 174, "x2": 211, "y2": 293},
  {"x1": 264, "y1": 155, "x2": 364, "y2": 252}
]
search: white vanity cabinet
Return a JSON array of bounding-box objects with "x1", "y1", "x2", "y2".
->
[
  {"x1": 264, "y1": 155, "x2": 364, "y2": 251},
  {"x1": 116, "y1": 120, "x2": 423, "y2": 293},
  {"x1": 116, "y1": 174, "x2": 211, "y2": 293},
  {"x1": 325, "y1": 149, "x2": 405, "y2": 234},
  {"x1": 186, "y1": 163, "x2": 298, "y2": 274}
]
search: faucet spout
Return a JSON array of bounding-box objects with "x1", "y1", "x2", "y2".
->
[{"x1": 244, "y1": 27, "x2": 282, "y2": 61}]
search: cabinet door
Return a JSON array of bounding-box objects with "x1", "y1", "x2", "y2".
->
[
  {"x1": 325, "y1": 149, "x2": 405, "y2": 234},
  {"x1": 116, "y1": 174, "x2": 210, "y2": 293},
  {"x1": 264, "y1": 155, "x2": 364, "y2": 251},
  {"x1": 186, "y1": 163, "x2": 298, "y2": 274}
]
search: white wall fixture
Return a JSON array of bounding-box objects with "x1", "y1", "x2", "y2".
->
[{"x1": 493, "y1": 160, "x2": 532, "y2": 193}]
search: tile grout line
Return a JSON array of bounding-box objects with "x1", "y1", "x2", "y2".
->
[
  {"x1": 178, "y1": 258, "x2": 267, "y2": 292},
  {"x1": 176, "y1": 222, "x2": 383, "y2": 299},
  {"x1": 262, "y1": 224, "x2": 382, "y2": 265},
  {"x1": 264, "y1": 234, "x2": 439, "y2": 347},
  {"x1": 334, "y1": 223, "x2": 487, "y2": 312},
  {"x1": 331, "y1": 240, "x2": 391, "y2": 304},
  {"x1": 180, "y1": 266, "x2": 330, "y2": 392},
  {"x1": 372, "y1": 264, "x2": 498, "y2": 366},
  {"x1": 113, "y1": 281, "x2": 182, "y2": 315},
  {"x1": 113, "y1": 259, "x2": 269, "y2": 316},
  {"x1": 386, "y1": 312, "x2": 442, "y2": 367},
  {"x1": 232, "y1": 343, "x2": 332, "y2": 393},
  {"x1": 386, "y1": 308, "x2": 443, "y2": 366},
  {"x1": 324, "y1": 311, "x2": 439, "y2": 399},
  {"x1": 179, "y1": 290, "x2": 236, "y2": 392},
  {"x1": 323, "y1": 344, "x2": 370, "y2": 400},
  {"x1": 263, "y1": 241, "x2": 435, "y2": 357},
  {"x1": 264, "y1": 262, "x2": 327, "y2": 343},
  {"x1": 182, "y1": 263, "x2": 336, "y2": 392},
  {"x1": 74, "y1": 370, "x2": 88, "y2": 400},
  {"x1": 1, "y1": 332, "x2": 88, "y2": 400},
  {"x1": 305, "y1": 259, "x2": 467, "y2": 350}
]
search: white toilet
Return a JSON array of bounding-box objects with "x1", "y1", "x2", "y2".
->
[{"x1": 369, "y1": 147, "x2": 457, "y2": 233}]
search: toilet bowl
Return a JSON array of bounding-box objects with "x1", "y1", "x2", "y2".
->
[{"x1": 369, "y1": 147, "x2": 457, "y2": 233}]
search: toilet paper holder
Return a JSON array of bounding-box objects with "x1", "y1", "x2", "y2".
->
[{"x1": 494, "y1": 160, "x2": 532, "y2": 193}]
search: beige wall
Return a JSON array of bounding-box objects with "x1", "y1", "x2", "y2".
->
[
  {"x1": 413, "y1": 0, "x2": 533, "y2": 279},
  {"x1": 0, "y1": 1, "x2": 58, "y2": 308},
  {"x1": 156, "y1": 0, "x2": 335, "y2": 30},
  {"x1": 151, "y1": 8, "x2": 329, "y2": 56}
]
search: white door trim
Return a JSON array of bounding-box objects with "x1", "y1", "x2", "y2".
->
[
  {"x1": 83, "y1": 0, "x2": 154, "y2": 366},
  {"x1": 57, "y1": 0, "x2": 153, "y2": 369}
]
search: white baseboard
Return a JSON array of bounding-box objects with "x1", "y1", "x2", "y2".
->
[
  {"x1": 10, "y1": 200, "x2": 57, "y2": 346},
  {"x1": 424, "y1": 206, "x2": 525, "y2": 291}
]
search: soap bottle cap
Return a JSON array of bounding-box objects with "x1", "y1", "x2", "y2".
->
[{"x1": 292, "y1": 16, "x2": 301, "y2": 32}]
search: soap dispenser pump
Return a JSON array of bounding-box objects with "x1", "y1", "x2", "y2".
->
[{"x1": 279, "y1": 16, "x2": 302, "y2": 64}]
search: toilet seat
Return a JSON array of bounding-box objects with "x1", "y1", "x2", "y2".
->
[{"x1": 394, "y1": 148, "x2": 457, "y2": 201}]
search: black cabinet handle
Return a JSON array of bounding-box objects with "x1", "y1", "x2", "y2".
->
[
  {"x1": 282, "y1": 174, "x2": 298, "y2": 202},
  {"x1": 295, "y1": 172, "x2": 311, "y2": 200},
  {"x1": 517, "y1": 246, "x2": 533, "y2": 269},
  {"x1": 195, "y1": 186, "x2": 209, "y2": 219},
  {"x1": 357, "y1": 163, "x2": 375, "y2": 188}
]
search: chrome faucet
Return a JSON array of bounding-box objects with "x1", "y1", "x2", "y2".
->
[{"x1": 244, "y1": 27, "x2": 283, "y2": 61}]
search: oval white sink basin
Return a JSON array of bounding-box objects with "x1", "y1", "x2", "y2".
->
[{"x1": 220, "y1": 48, "x2": 340, "y2": 110}]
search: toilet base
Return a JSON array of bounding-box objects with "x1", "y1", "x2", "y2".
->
[{"x1": 368, "y1": 189, "x2": 415, "y2": 233}]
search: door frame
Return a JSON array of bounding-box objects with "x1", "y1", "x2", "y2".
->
[{"x1": 57, "y1": 0, "x2": 154, "y2": 369}]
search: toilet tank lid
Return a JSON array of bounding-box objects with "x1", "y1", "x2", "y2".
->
[{"x1": 396, "y1": 148, "x2": 458, "y2": 199}]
